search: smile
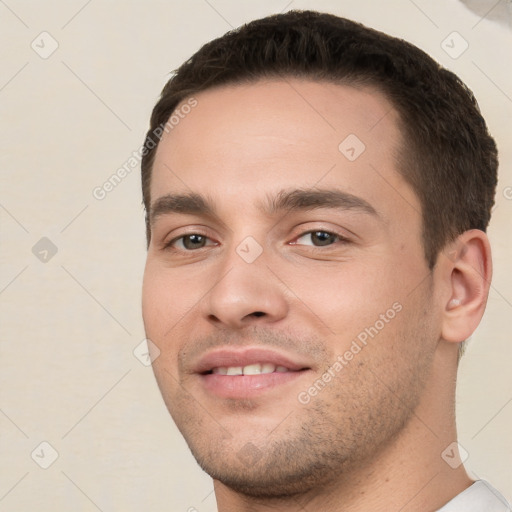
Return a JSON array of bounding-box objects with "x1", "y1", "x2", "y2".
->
[
  {"x1": 193, "y1": 347, "x2": 312, "y2": 399},
  {"x1": 210, "y1": 363, "x2": 292, "y2": 375}
]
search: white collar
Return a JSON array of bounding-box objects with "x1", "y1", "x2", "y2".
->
[{"x1": 437, "y1": 480, "x2": 511, "y2": 511}]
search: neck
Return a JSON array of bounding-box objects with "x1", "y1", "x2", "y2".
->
[{"x1": 213, "y1": 342, "x2": 473, "y2": 512}]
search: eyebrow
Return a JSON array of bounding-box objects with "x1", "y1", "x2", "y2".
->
[{"x1": 149, "y1": 188, "x2": 379, "y2": 225}]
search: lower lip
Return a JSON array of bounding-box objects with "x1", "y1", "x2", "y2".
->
[{"x1": 199, "y1": 371, "x2": 308, "y2": 399}]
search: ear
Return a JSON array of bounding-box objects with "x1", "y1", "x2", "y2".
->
[{"x1": 439, "y1": 229, "x2": 492, "y2": 343}]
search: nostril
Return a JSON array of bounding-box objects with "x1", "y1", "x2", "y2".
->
[{"x1": 252, "y1": 311, "x2": 265, "y2": 317}]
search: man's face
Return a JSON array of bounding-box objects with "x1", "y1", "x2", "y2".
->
[{"x1": 142, "y1": 79, "x2": 440, "y2": 497}]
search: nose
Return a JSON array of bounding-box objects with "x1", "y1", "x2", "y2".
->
[{"x1": 201, "y1": 248, "x2": 289, "y2": 329}]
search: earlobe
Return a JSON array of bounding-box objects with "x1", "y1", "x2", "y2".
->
[{"x1": 440, "y1": 230, "x2": 492, "y2": 343}]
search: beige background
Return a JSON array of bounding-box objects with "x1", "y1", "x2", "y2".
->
[{"x1": 0, "y1": 0, "x2": 511, "y2": 510}]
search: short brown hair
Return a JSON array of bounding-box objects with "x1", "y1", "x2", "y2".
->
[{"x1": 141, "y1": 10, "x2": 498, "y2": 269}]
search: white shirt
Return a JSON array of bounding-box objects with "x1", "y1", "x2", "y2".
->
[{"x1": 438, "y1": 480, "x2": 511, "y2": 511}]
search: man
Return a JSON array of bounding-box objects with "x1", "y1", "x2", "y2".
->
[{"x1": 140, "y1": 10, "x2": 510, "y2": 511}]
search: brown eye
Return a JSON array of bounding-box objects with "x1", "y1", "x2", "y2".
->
[
  {"x1": 182, "y1": 234, "x2": 207, "y2": 249},
  {"x1": 166, "y1": 234, "x2": 215, "y2": 251},
  {"x1": 311, "y1": 231, "x2": 337, "y2": 246},
  {"x1": 294, "y1": 230, "x2": 345, "y2": 247}
]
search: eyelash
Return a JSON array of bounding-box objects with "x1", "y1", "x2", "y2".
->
[{"x1": 163, "y1": 230, "x2": 350, "y2": 252}]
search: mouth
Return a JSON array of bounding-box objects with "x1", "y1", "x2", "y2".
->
[
  {"x1": 194, "y1": 347, "x2": 312, "y2": 399},
  {"x1": 208, "y1": 362, "x2": 297, "y2": 375}
]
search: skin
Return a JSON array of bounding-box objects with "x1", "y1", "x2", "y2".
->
[{"x1": 142, "y1": 79, "x2": 492, "y2": 511}]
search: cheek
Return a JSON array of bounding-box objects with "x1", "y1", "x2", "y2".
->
[
  {"x1": 141, "y1": 262, "x2": 179, "y2": 338},
  {"x1": 142, "y1": 267, "x2": 183, "y2": 394},
  {"x1": 142, "y1": 260, "x2": 186, "y2": 311},
  {"x1": 281, "y1": 258, "x2": 404, "y2": 337},
  {"x1": 141, "y1": 268, "x2": 161, "y2": 333},
  {"x1": 142, "y1": 262, "x2": 202, "y2": 369}
]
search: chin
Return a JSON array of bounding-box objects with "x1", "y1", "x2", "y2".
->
[{"x1": 185, "y1": 432, "x2": 350, "y2": 500}]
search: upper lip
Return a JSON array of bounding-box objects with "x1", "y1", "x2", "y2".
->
[{"x1": 193, "y1": 347, "x2": 312, "y2": 374}]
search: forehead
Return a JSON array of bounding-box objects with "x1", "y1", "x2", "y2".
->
[{"x1": 150, "y1": 78, "x2": 418, "y2": 223}]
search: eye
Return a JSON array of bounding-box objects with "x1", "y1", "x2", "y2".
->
[
  {"x1": 293, "y1": 230, "x2": 347, "y2": 247},
  {"x1": 165, "y1": 234, "x2": 217, "y2": 251}
]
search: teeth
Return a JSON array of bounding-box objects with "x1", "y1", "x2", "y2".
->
[
  {"x1": 261, "y1": 363, "x2": 276, "y2": 374},
  {"x1": 211, "y1": 363, "x2": 291, "y2": 375},
  {"x1": 243, "y1": 363, "x2": 263, "y2": 375}
]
